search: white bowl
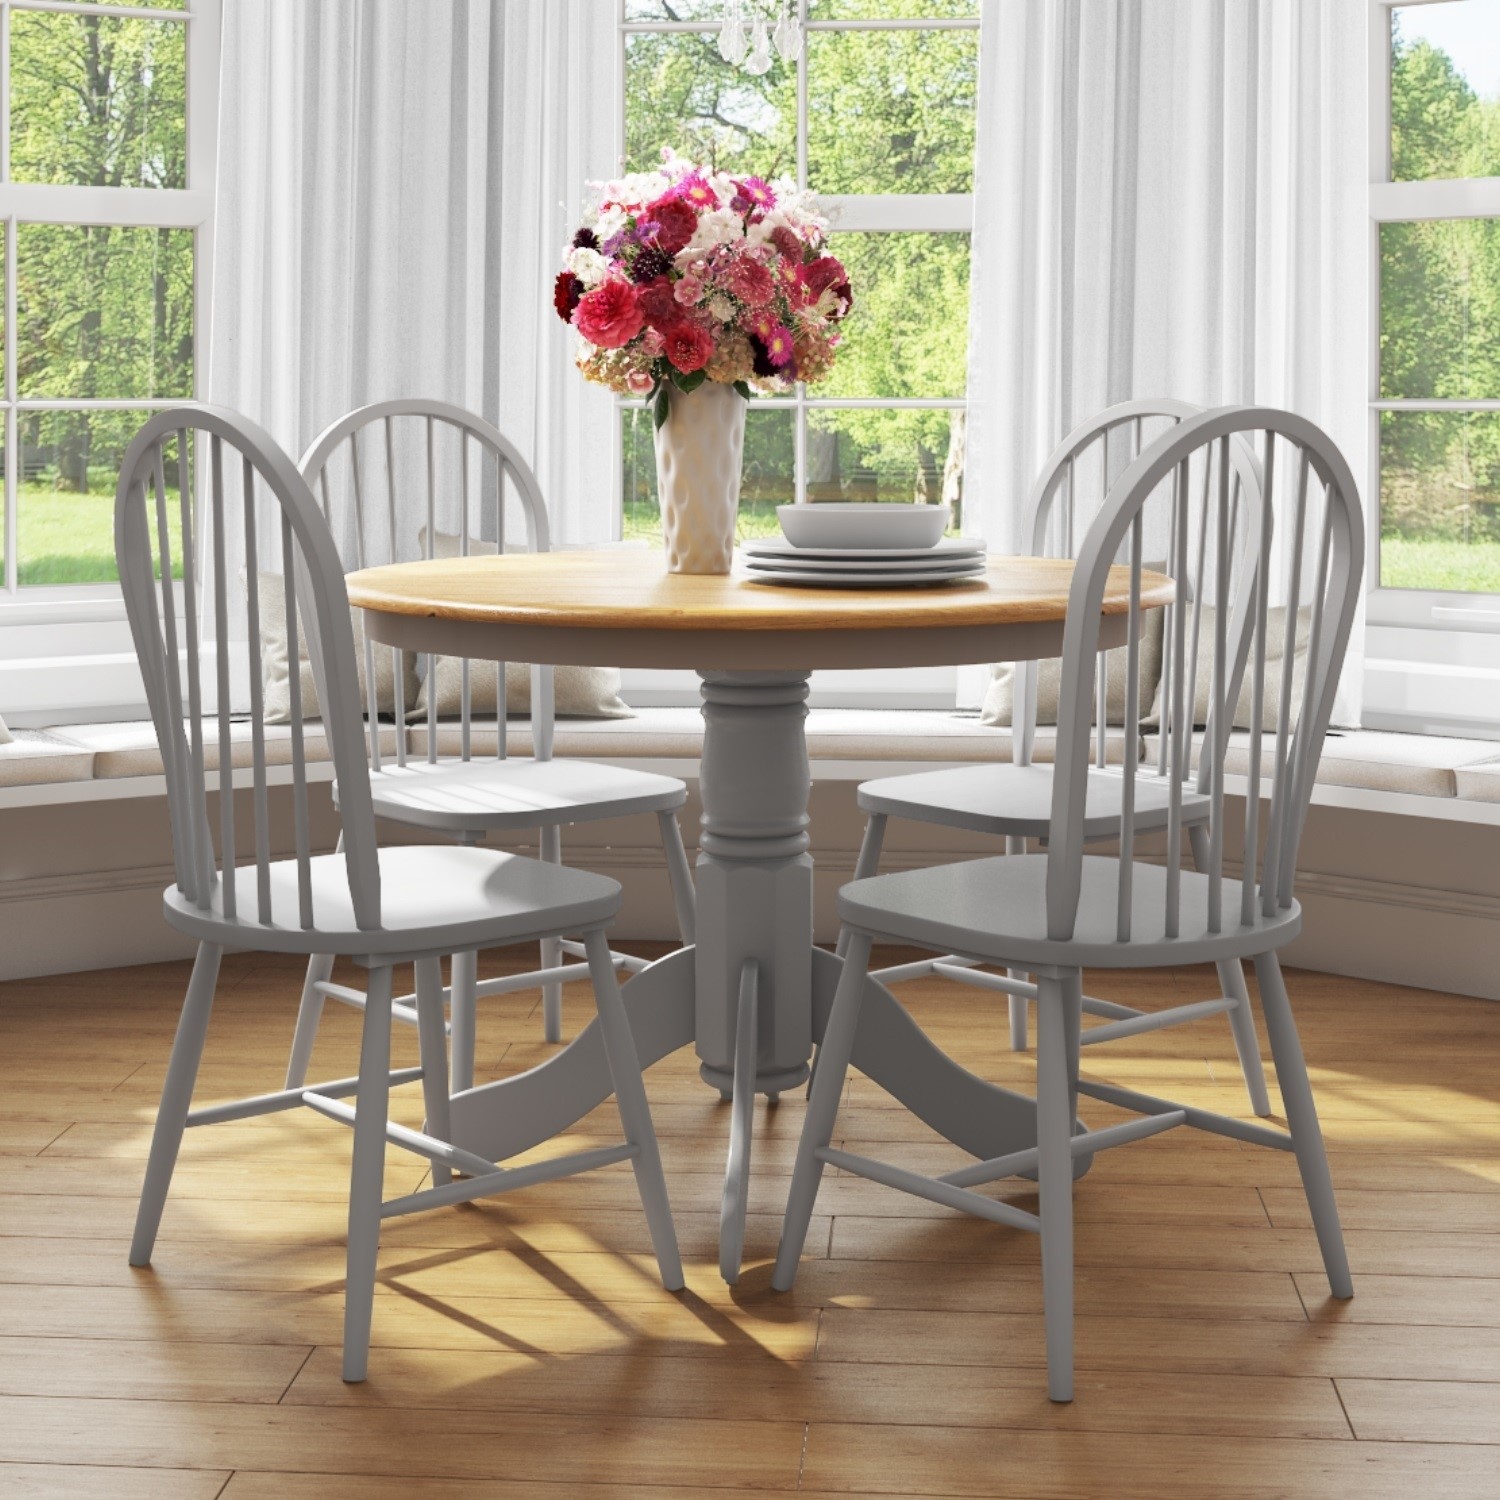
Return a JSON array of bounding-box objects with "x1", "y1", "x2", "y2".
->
[{"x1": 777, "y1": 503, "x2": 951, "y2": 551}]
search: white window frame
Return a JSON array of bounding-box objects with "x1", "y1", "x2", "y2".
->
[
  {"x1": 1365, "y1": 0, "x2": 1500, "y2": 737},
  {"x1": 616, "y1": 1, "x2": 978, "y2": 709},
  {"x1": 0, "y1": 0, "x2": 219, "y2": 723}
]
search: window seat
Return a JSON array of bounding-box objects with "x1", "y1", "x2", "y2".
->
[{"x1": 2, "y1": 710, "x2": 1498, "y2": 821}]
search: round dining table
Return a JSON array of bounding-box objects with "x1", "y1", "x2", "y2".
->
[{"x1": 345, "y1": 548, "x2": 1170, "y2": 1282}]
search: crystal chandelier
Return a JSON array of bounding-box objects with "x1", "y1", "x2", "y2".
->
[{"x1": 718, "y1": 0, "x2": 803, "y2": 76}]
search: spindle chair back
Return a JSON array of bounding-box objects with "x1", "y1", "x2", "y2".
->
[
  {"x1": 1045, "y1": 404, "x2": 1363, "y2": 946},
  {"x1": 116, "y1": 404, "x2": 382, "y2": 935},
  {"x1": 299, "y1": 396, "x2": 556, "y2": 770}
]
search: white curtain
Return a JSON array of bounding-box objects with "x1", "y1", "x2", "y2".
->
[
  {"x1": 209, "y1": 0, "x2": 618, "y2": 548},
  {"x1": 963, "y1": 0, "x2": 1367, "y2": 723}
]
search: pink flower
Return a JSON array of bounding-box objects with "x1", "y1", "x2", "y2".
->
[
  {"x1": 641, "y1": 327, "x2": 666, "y2": 357},
  {"x1": 749, "y1": 309, "x2": 778, "y2": 340},
  {"x1": 761, "y1": 323, "x2": 795, "y2": 367},
  {"x1": 770, "y1": 226, "x2": 804, "y2": 264},
  {"x1": 626, "y1": 368, "x2": 655, "y2": 395},
  {"x1": 674, "y1": 272, "x2": 705, "y2": 307},
  {"x1": 731, "y1": 176, "x2": 776, "y2": 213},
  {"x1": 799, "y1": 255, "x2": 852, "y2": 316},
  {"x1": 662, "y1": 321, "x2": 715, "y2": 374},
  {"x1": 574, "y1": 278, "x2": 644, "y2": 349},
  {"x1": 724, "y1": 256, "x2": 775, "y2": 307},
  {"x1": 677, "y1": 175, "x2": 719, "y2": 209}
]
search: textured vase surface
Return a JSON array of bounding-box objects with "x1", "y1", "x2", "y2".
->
[{"x1": 654, "y1": 381, "x2": 747, "y2": 574}]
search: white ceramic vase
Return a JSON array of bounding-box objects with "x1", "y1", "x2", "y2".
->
[{"x1": 654, "y1": 380, "x2": 747, "y2": 574}]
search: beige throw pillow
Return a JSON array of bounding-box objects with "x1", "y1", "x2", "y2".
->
[
  {"x1": 1146, "y1": 604, "x2": 1311, "y2": 732},
  {"x1": 413, "y1": 531, "x2": 632, "y2": 720},
  {"x1": 982, "y1": 604, "x2": 1166, "y2": 729},
  {"x1": 254, "y1": 570, "x2": 420, "y2": 724}
]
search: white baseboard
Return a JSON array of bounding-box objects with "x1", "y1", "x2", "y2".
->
[{"x1": 3, "y1": 839, "x2": 1496, "y2": 1001}]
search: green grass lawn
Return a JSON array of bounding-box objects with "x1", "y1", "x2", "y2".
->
[
  {"x1": 1379, "y1": 535, "x2": 1500, "y2": 594},
  {"x1": 16, "y1": 485, "x2": 182, "y2": 584}
]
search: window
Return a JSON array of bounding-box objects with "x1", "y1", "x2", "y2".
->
[
  {"x1": 1368, "y1": 0, "x2": 1500, "y2": 735},
  {"x1": 0, "y1": 0, "x2": 218, "y2": 718},
  {"x1": 618, "y1": 0, "x2": 978, "y2": 707}
]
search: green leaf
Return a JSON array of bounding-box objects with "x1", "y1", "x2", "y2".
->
[
  {"x1": 653, "y1": 383, "x2": 671, "y2": 431},
  {"x1": 733, "y1": 380, "x2": 752, "y2": 401},
  {"x1": 674, "y1": 369, "x2": 707, "y2": 394}
]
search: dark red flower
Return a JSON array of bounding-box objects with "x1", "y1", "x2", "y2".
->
[
  {"x1": 662, "y1": 320, "x2": 715, "y2": 374},
  {"x1": 630, "y1": 244, "x2": 673, "y2": 284},
  {"x1": 637, "y1": 276, "x2": 680, "y2": 328},
  {"x1": 572, "y1": 227, "x2": 599, "y2": 250},
  {"x1": 770, "y1": 226, "x2": 805, "y2": 265},
  {"x1": 799, "y1": 255, "x2": 852, "y2": 318},
  {"x1": 553, "y1": 270, "x2": 582, "y2": 324},
  {"x1": 645, "y1": 196, "x2": 699, "y2": 256}
]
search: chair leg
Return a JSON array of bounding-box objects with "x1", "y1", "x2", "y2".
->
[
  {"x1": 658, "y1": 810, "x2": 697, "y2": 946},
  {"x1": 414, "y1": 956, "x2": 454, "y2": 1190},
  {"x1": 836, "y1": 817, "x2": 886, "y2": 959},
  {"x1": 449, "y1": 948, "x2": 478, "y2": 1094},
  {"x1": 1005, "y1": 835, "x2": 1030, "y2": 1052},
  {"x1": 540, "y1": 823, "x2": 564, "y2": 1044},
  {"x1": 1037, "y1": 971, "x2": 1080, "y2": 1403},
  {"x1": 130, "y1": 941, "x2": 223, "y2": 1267},
  {"x1": 581, "y1": 928, "x2": 683, "y2": 1291},
  {"x1": 1188, "y1": 823, "x2": 1272, "y2": 1116},
  {"x1": 342, "y1": 964, "x2": 394, "y2": 1383},
  {"x1": 775, "y1": 930, "x2": 874, "y2": 1290},
  {"x1": 285, "y1": 952, "x2": 334, "y2": 1089},
  {"x1": 1253, "y1": 951, "x2": 1352, "y2": 1300}
]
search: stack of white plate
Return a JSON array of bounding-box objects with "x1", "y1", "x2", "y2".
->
[{"x1": 742, "y1": 536, "x2": 987, "y2": 588}]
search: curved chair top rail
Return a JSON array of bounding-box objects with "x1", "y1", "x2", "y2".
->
[
  {"x1": 115, "y1": 403, "x2": 382, "y2": 933},
  {"x1": 297, "y1": 398, "x2": 556, "y2": 773},
  {"x1": 1013, "y1": 399, "x2": 1265, "y2": 787},
  {"x1": 1044, "y1": 404, "x2": 1363, "y2": 944}
]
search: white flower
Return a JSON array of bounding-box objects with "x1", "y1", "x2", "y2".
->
[
  {"x1": 568, "y1": 246, "x2": 609, "y2": 285},
  {"x1": 688, "y1": 208, "x2": 743, "y2": 254},
  {"x1": 708, "y1": 296, "x2": 735, "y2": 323}
]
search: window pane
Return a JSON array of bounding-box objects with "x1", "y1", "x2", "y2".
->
[
  {"x1": 10, "y1": 10, "x2": 186, "y2": 189},
  {"x1": 622, "y1": 406, "x2": 794, "y2": 544},
  {"x1": 625, "y1": 30, "x2": 795, "y2": 178},
  {"x1": 810, "y1": 1, "x2": 979, "y2": 17},
  {"x1": 807, "y1": 24, "x2": 977, "y2": 193},
  {"x1": 807, "y1": 407, "x2": 966, "y2": 526},
  {"x1": 18, "y1": 224, "x2": 195, "y2": 399},
  {"x1": 1380, "y1": 411, "x2": 1500, "y2": 594},
  {"x1": 18, "y1": 411, "x2": 187, "y2": 586},
  {"x1": 821, "y1": 232, "x2": 969, "y2": 399},
  {"x1": 1390, "y1": 2, "x2": 1500, "y2": 182},
  {"x1": 1380, "y1": 219, "x2": 1500, "y2": 400}
]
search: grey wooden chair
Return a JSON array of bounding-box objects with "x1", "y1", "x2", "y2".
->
[
  {"x1": 283, "y1": 399, "x2": 696, "y2": 1094},
  {"x1": 118, "y1": 406, "x2": 682, "y2": 1382},
  {"x1": 776, "y1": 405, "x2": 1360, "y2": 1402},
  {"x1": 844, "y1": 398, "x2": 1272, "y2": 1117}
]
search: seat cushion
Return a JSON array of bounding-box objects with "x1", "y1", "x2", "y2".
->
[
  {"x1": 0, "y1": 730, "x2": 95, "y2": 787},
  {"x1": 163, "y1": 843, "x2": 620, "y2": 956},
  {"x1": 857, "y1": 763, "x2": 1210, "y2": 840},
  {"x1": 49, "y1": 719, "x2": 400, "y2": 779},
  {"x1": 840, "y1": 853, "x2": 1300, "y2": 970},
  {"x1": 349, "y1": 756, "x2": 687, "y2": 832},
  {"x1": 1455, "y1": 757, "x2": 1500, "y2": 803}
]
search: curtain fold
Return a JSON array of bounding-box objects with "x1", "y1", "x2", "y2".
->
[
  {"x1": 964, "y1": 0, "x2": 1366, "y2": 723},
  {"x1": 209, "y1": 0, "x2": 618, "y2": 549}
]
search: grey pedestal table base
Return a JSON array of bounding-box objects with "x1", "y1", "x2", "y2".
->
[{"x1": 446, "y1": 669, "x2": 1069, "y2": 1283}]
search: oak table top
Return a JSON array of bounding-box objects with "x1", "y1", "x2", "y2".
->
[{"x1": 345, "y1": 549, "x2": 1173, "y2": 672}]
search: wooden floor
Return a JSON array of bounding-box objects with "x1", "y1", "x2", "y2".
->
[{"x1": 1, "y1": 946, "x2": 1498, "y2": 1498}]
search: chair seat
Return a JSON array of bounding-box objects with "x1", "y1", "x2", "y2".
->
[
  {"x1": 840, "y1": 853, "x2": 1300, "y2": 970},
  {"x1": 857, "y1": 763, "x2": 1211, "y2": 841},
  {"x1": 338, "y1": 756, "x2": 688, "y2": 833},
  {"x1": 163, "y1": 844, "x2": 621, "y2": 957}
]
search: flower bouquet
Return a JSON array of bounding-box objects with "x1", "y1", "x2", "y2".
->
[{"x1": 555, "y1": 152, "x2": 851, "y2": 572}]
